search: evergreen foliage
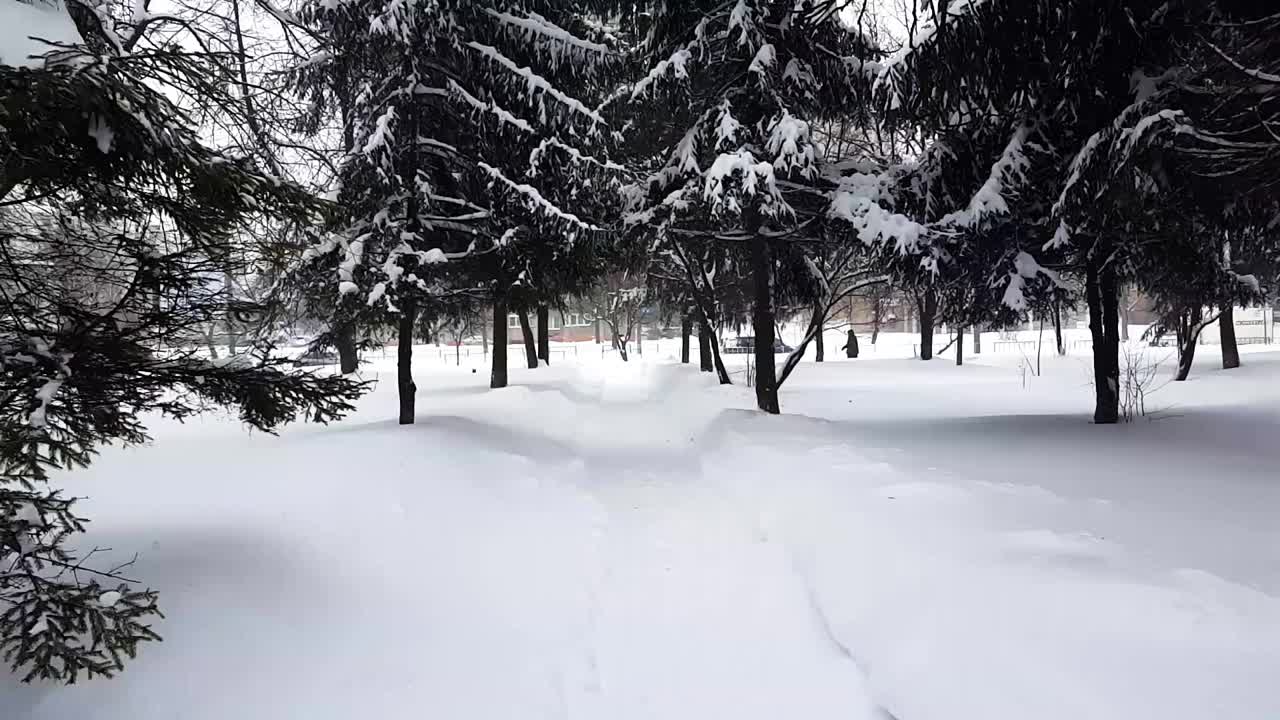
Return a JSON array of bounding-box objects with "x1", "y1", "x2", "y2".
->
[{"x1": 1, "y1": 0, "x2": 364, "y2": 683}]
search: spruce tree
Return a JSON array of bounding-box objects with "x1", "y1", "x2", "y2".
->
[
  {"x1": 1, "y1": 2, "x2": 364, "y2": 682},
  {"x1": 291, "y1": 0, "x2": 621, "y2": 411},
  {"x1": 615, "y1": 1, "x2": 887, "y2": 413},
  {"x1": 878, "y1": 0, "x2": 1280, "y2": 419}
]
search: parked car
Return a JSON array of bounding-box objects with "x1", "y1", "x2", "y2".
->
[{"x1": 722, "y1": 336, "x2": 793, "y2": 354}]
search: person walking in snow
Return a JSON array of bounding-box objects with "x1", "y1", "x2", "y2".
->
[{"x1": 841, "y1": 329, "x2": 859, "y2": 358}]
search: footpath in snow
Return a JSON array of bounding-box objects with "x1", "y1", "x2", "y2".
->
[{"x1": 4, "y1": 348, "x2": 1280, "y2": 720}]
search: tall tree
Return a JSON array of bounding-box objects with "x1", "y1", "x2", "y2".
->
[
  {"x1": 615, "y1": 0, "x2": 887, "y2": 413},
  {"x1": 292, "y1": 0, "x2": 619, "y2": 409},
  {"x1": 1, "y1": 2, "x2": 363, "y2": 682}
]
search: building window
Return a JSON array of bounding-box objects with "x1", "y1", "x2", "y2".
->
[{"x1": 507, "y1": 314, "x2": 519, "y2": 328}]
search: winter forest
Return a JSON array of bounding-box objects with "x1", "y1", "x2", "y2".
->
[{"x1": 3, "y1": 0, "x2": 1280, "y2": 717}]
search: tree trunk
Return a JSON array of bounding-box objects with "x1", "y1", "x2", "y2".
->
[
  {"x1": 491, "y1": 299, "x2": 508, "y2": 389},
  {"x1": 517, "y1": 309, "x2": 538, "y2": 369},
  {"x1": 397, "y1": 299, "x2": 417, "y2": 425},
  {"x1": 205, "y1": 324, "x2": 220, "y2": 360},
  {"x1": 1174, "y1": 306, "x2": 1204, "y2": 381},
  {"x1": 594, "y1": 318, "x2": 601, "y2": 344},
  {"x1": 1120, "y1": 293, "x2": 1131, "y2": 342},
  {"x1": 336, "y1": 321, "x2": 359, "y2": 374},
  {"x1": 956, "y1": 326, "x2": 964, "y2": 366},
  {"x1": 871, "y1": 324, "x2": 880, "y2": 345},
  {"x1": 777, "y1": 305, "x2": 827, "y2": 388},
  {"x1": 749, "y1": 232, "x2": 780, "y2": 414},
  {"x1": 973, "y1": 326, "x2": 981, "y2": 354},
  {"x1": 1053, "y1": 296, "x2": 1066, "y2": 355},
  {"x1": 1220, "y1": 305, "x2": 1240, "y2": 370},
  {"x1": 537, "y1": 305, "x2": 550, "y2": 364},
  {"x1": 1086, "y1": 257, "x2": 1120, "y2": 424},
  {"x1": 612, "y1": 328, "x2": 629, "y2": 361},
  {"x1": 708, "y1": 327, "x2": 731, "y2": 384},
  {"x1": 481, "y1": 314, "x2": 489, "y2": 357},
  {"x1": 635, "y1": 318, "x2": 643, "y2": 356},
  {"x1": 814, "y1": 306, "x2": 825, "y2": 362},
  {"x1": 681, "y1": 313, "x2": 691, "y2": 364},
  {"x1": 918, "y1": 288, "x2": 937, "y2": 360},
  {"x1": 698, "y1": 319, "x2": 713, "y2": 372}
]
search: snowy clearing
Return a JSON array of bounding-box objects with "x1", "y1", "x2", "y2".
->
[{"x1": 3, "y1": 343, "x2": 1280, "y2": 720}]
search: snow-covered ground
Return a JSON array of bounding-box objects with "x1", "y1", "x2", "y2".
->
[{"x1": 4, "y1": 340, "x2": 1280, "y2": 719}]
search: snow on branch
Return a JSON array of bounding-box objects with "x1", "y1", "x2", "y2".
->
[
  {"x1": 703, "y1": 150, "x2": 790, "y2": 217},
  {"x1": 626, "y1": 48, "x2": 693, "y2": 101},
  {"x1": 1054, "y1": 105, "x2": 1188, "y2": 218},
  {"x1": 477, "y1": 161, "x2": 599, "y2": 231},
  {"x1": 484, "y1": 9, "x2": 609, "y2": 55},
  {"x1": 337, "y1": 236, "x2": 364, "y2": 296},
  {"x1": 1001, "y1": 250, "x2": 1061, "y2": 311},
  {"x1": 1201, "y1": 36, "x2": 1280, "y2": 84},
  {"x1": 362, "y1": 106, "x2": 397, "y2": 155},
  {"x1": 448, "y1": 78, "x2": 534, "y2": 134},
  {"x1": 828, "y1": 191, "x2": 927, "y2": 253},
  {"x1": 939, "y1": 122, "x2": 1031, "y2": 228},
  {"x1": 766, "y1": 111, "x2": 816, "y2": 178},
  {"x1": 874, "y1": 0, "x2": 990, "y2": 102},
  {"x1": 465, "y1": 41, "x2": 606, "y2": 126},
  {"x1": 749, "y1": 43, "x2": 776, "y2": 75},
  {"x1": 529, "y1": 136, "x2": 624, "y2": 175}
]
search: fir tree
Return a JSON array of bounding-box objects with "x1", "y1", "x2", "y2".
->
[
  {"x1": 290, "y1": 0, "x2": 622, "y2": 416},
  {"x1": 1, "y1": 1, "x2": 365, "y2": 683},
  {"x1": 615, "y1": 0, "x2": 887, "y2": 413}
]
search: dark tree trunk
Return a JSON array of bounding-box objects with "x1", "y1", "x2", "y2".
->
[
  {"x1": 1175, "y1": 336, "x2": 1199, "y2": 381},
  {"x1": 397, "y1": 299, "x2": 417, "y2": 425},
  {"x1": 1220, "y1": 305, "x2": 1240, "y2": 370},
  {"x1": 681, "y1": 313, "x2": 691, "y2": 364},
  {"x1": 1053, "y1": 296, "x2": 1066, "y2": 355},
  {"x1": 491, "y1": 299, "x2": 508, "y2": 389},
  {"x1": 537, "y1": 305, "x2": 550, "y2": 364},
  {"x1": 1174, "y1": 307, "x2": 1204, "y2": 381},
  {"x1": 749, "y1": 232, "x2": 779, "y2": 414},
  {"x1": 635, "y1": 317, "x2": 643, "y2": 356},
  {"x1": 956, "y1": 326, "x2": 964, "y2": 366},
  {"x1": 871, "y1": 324, "x2": 880, "y2": 345},
  {"x1": 480, "y1": 315, "x2": 489, "y2": 357},
  {"x1": 1086, "y1": 257, "x2": 1120, "y2": 424},
  {"x1": 918, "y1": 288, "x2": 937, "y2": 360},
  {"x1": 710, "y1": 339, "x2": 730, "y2": 384},
  {"x1": 594, "y1": 318, "x2": 601, "y2": 344},
  {"x1": 205, "y1": 324, "x2": 220, "y2": 360},
  {"x1": 518, "y1": 309, "x2": 538, "y2": 369},
  {"x1": 612, "y1": 328, "x2": 629, "y2": 361},
  {"x1": 698, "y1": 319, "x2": 713, "y2": 372},
  {"x1": 777, "y1": 305, "x2": 828, "y2": 388},
  {"x1": 336, "y1": 321, "x2": 359, "y2": 374},
  {"x1": 814, "y1": 306, "x2": 825, "y2": 362},
  {"x1": 973, "y1": 326, "x2": 981, "y2": 354}
]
